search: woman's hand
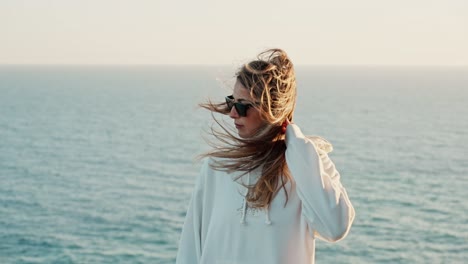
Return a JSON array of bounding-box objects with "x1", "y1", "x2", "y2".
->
[{"x1": 281, "y1": 119, "x2": 291, "y2": 134}]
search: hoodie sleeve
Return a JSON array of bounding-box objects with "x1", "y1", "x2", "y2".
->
[
  {"x1": 285, "y1": 124, "x2": 355, "y2": 242},
  {"x1": 176, "y1": 159, "x2": 209, "y2": 264}
]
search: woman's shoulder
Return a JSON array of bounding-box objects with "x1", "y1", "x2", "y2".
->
[
  {"x1": 200, "y1": 156, "x2": 222, "y2": 169},
  {"x1": 198, "y1": 157, "x2": 229, "y2": 178}
]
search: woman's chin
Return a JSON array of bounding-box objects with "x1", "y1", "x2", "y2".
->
[
  {"x1": 236, "y1": 129, "x2": 250, "y2": 138},
  {"x1": 237, "y1": 132, "x2": 247, "y2": 138},
  {"x1": 236, "y1": 126, "x2": 266, "y2": 139}
]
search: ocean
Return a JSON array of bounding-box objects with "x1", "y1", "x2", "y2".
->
[{"x1": 0, "y1": 65, "x2": 467, "y2": 263}]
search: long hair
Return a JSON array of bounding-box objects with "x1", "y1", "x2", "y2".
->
[{"x1": 199, "y1": 49, "x2": 297, "y2": 208}]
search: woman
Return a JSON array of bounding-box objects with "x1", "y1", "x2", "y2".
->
[{"x1": 176, "y1": 49, "x2": 355, "y2": 264}]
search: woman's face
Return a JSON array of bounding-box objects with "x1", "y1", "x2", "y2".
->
[{"x1": 229, "y1": 81, "x2": 264, "y2": 138}]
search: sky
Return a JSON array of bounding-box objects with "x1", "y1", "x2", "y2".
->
[{"x1": 1, "y1": 0, "x2": 467, "y2": 65}]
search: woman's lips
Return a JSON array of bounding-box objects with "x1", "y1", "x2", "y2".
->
[{"x1": 235, "y1": 123, "x2": 243, "y2": 129}]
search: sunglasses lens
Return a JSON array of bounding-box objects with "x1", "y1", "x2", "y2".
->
[
  {"x1": 234, "y1": 103, "x2": 247, "y2": 117},
  {"x1": 225, "y1": 95, "x2": 251, "y2": 117}
]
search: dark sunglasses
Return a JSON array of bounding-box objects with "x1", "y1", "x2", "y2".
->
[{"x1": 225, "y1": 95, "x2": 255, "y2": 117}]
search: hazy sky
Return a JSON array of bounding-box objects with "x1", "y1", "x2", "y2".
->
[{"x1": 1, "y1": 0, "x2": 467, "y2": 65}]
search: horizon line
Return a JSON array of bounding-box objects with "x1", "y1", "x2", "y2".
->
[{"x1": 1, "y1": 63, "x2": 467, "y2": 68}]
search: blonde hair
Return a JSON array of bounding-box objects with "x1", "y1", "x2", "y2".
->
[{"x1": 199, "y1": 49, "x2": 297, "y2": 208}]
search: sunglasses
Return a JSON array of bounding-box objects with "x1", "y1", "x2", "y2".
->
[{"x1": 225, "y1": 95, "x2": 256, "y2": 117}]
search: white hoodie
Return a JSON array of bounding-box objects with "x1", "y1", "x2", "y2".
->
[{"x1": 176, "y1": 124, "x2": 355, "y2": 264}]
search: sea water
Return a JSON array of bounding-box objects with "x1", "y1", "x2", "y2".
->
[{"x1": 0, "y1": 65, "x2": 467, "y2": 263}]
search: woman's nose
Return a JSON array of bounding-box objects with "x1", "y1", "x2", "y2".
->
[{"x1": 228, "y1": 105, "x2": 239, "y2": 118}]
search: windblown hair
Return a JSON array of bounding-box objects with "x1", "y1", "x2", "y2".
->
[{"x1": 199, "y1": 49, "x2": 297, "y2": 208}]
